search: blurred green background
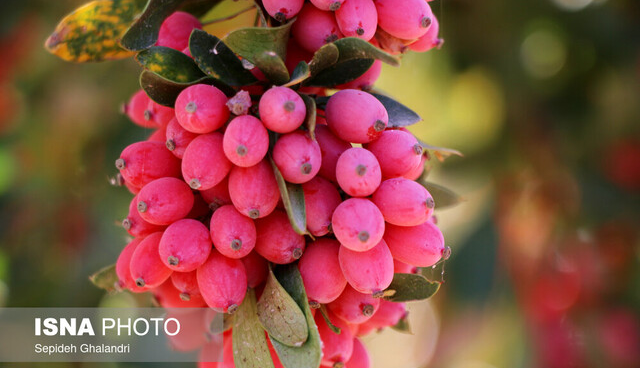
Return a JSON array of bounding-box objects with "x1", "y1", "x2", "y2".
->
[{"x1": 0, "y1": 0, "x2": 639, "y2": 367}]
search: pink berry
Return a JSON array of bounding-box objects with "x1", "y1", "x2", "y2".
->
[
  {"x1": 157, "y1": 11, "x2": 203, "y2": 51},
  {"x1": 365, "y1": 129, "x2": 423, "y2": 178},
  {"x1": 372, "y1": 177, "x2": 434, "y2": 226},
  {"x1": 346, "y1": 338, "x2": 371, "y2": 368},
  {"x1": 223, "y1": 115, "x2": 269, "y2": 167},
  {"x1": 254, "y1": 210, "x2": 306, "y2": 264},
  {"x1": 137, "y1": 177, "x2": 195, "y2": 225},
  {"x1": 409, "y1": 14, "x2": 442, "y2": 52},
  {"x1": 273, "y1": 130, "x2": 322, "y2": 184},
  {"x1": 241, "y1": 251, "x2": 268, "y2": 288},
  {"x1": 325, "y1": 89, "x2": 388, "y2": 143},
  {"x1": 316, "y1": 310, "x2": 354, "y2": 367},
  {"x1": 124, "y1": 90, "x2": 155, "y2": 128},
  {"x1": 182, "y1": 132, "x2": 232, "y2": 190},
  {"x1": 315, "y1": 124, "x2": 351, "y2": 182},
  {"x1": 175, "y1": 84, "x2": 229, "y2": 134},
  {"x1": 375, "y1": 0, "x2": 433, "y2": 40},
  {"x1": 123, "y1": 194, "x2": 166, "y2": 238},
  {"x1": 146, "y1": 99, "x2": 175, "y2": 127},
  {"x1": 329, "y1": 284, "x2": 380, "y2": 324},
  {"x1": 302, "y1": 176, "x2": 342, "y2": 236},
  {"x1": 210, "y1": 204, "x2": 257, "y2": 259},
  {"x1": 384, "y1": 221, "x2": 444, "y2": 267},
  {"x1": 153, "y1": 279, "x2": 207, "y2": 308},
  {"x1": 367, "y1": 299, "x2": 406, "y2": 329},
  {"x1": 199, "y1": 175, "x2": 231, "y2": 210},
  {"x1": 258, "y1": 86, "x2": 306, "y2": 133},
  {"x1": 336, "y1": 60, "x2": 382, "y2": 90},
  {"x1": 159, "y1": 219, "x2": 212, "y2": 272},
  {"x1": 228, "y1": 160, "x2": 280, "y2": 219},
  {"x1": 166, "y1": 309, "x2": 209, "y2": 352},
  {"x1": 336, "y1": 147, "x2": 381, "y2": 197},
  {"x1": 332, "y1": 198, "x2": 385, "y2": 252},
  {"x1": 310, "y1": 0, "x2": 345, "y2": 11},
  {"x1": 284, "y1": 38, "x2": 313, "y2": 74},
  {"x1": 263, "y1": 0, "x2": 304, "y2": 21},
  {"x1": 130, "y1": 232, "x2": 173, "y2": 288},
  {"x1": 147, "y1": 126, "x2": 167, "y2": 142},
  {"x1": 339, "y1": 239, "x2": 394, "y2": 296},
  {"x1": 335, "y1": 0, "x2": 377, "y2": 40},
  {"x1": 298, "y1": 238, "x2": 347, "y2": 305},
  {"x1": 165, "y1": 117, "x2": 198, "y2": 159},
  {"x1": 197, "y1": 250, "x2": 247, "y2": 313},
  {"x1": 116, "y1": 141, "x2": 181, "y2": 188},
  {"x1": 171, "y1": 270, "x2": 201, "y2": 300},
  {"x1": 116, "y1": 238, "x2": 144, "y2": 291},
  {"x1": 291, "y1": 4, "x2": 343, "y2": 53},
  {"x1": 393, "y1": 259, "x2": 418, "y2": 274},
  {"x1": 402, "y1": 153, "x2": 426, "y2": 180},
  {"x1": 186, "y1": 193, "x2": 210, "y2": 220}
]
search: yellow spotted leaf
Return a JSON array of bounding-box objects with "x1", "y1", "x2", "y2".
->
[{"x1": 45, "y1": 0, "x2": 147, "y2": 62}]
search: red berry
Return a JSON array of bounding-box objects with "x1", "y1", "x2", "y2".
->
[
  {"x1": 402, "y1": 152, "x2": 426, "y2": 180},
  {"x1": 159, "y1": 219, "x2": 212, "y2": 272},
  {"x1": 166, "y1": 309, "x2": 209, "y2": 352},
  {"x1": 123, "y1": 194, "x2": 166, "y2": 238},
  {"x1": 130, "y1": 232, "x2": 173, "y2": 288},
  {"x1": 165, "y1": 117, "x2": 198, "y2": 159},
  {"x1": 298, "y1": 238, "x2": 347, "y2": 305},
  {"x1": 186, "y1": 193, "x2": 211, "y2": 220},
  {"x1": 153, "y1": 279, "x2": 207, "y2": 308},
  {"x1": 241, "y1": 251, "x2": 269, "y2": 288},
  {"x1": 116, "y1": 141, "x2": 181, "y2": 188},
  {"x1": 273, "y1": 130, "x2": 322, "y2": 184},
  {"x1": 332, "y1": 198, "x2": 385, "y2": 252},
  {"x1": 325, "y1": 90, "x2": 388, "y2": 143},
  {"x1": 393, "y1": 259, "x2": 418, "y2": 274},
  {"x1": 367, "y1": 299, "x2": 406, "y2": 329},
  {"x1": 346, "y1": 338, "x2": 371, "y2": 368},
  {"x1": 210, "y1": 204, "x2": 257, "y2": 259},
  {"x1": 409, "y1": 15, "x2": 442, "y2": 52},
  {"x1": 335, "y1": 0, "x2": 377, "y2": 40},
  {"x1": 258, "y1": 86, "x2": 306, "y2": 133},
  {"x1": 384, "y1": 221, "x2": 444, "y2": 267},
  {"x1": 310, "y1": 0, "x2": 345, "y2": 11},
  {"x1": 291, "y1": 4, "x2": 343, "y2": 53},
  {"x1": 263, "y1": 0, "x2": 304, "y2": 21},
  {"x1": 336, "y1": 147, "x2": 381, "y2": 197},
  {"x1": 365, "y1": 129, "x2": 423, "y2": 178},
  {"x1": 175, "y1": 84, "x2": 229, "y2": 134},
  {"x1": 124, "y1": 90, "x2": 155, "y2": 128},
  {"x1": 228, "y1": 160, "x2": 280, "y2": 219},
  {"x1": 375, "y1": 0, "x2": 433, "y2": 40},
  {"x1": 315, "y1": 124, "x2": 351, "y2": 182},
  {"x1": 146, "y1": 99, "x2": 175, "y2": 127},
  {"x1": 316, "y1": 310, "x2": 354, "y2": 366},
  {"x1": 171, "y1": 270, "x2": 201, "y2": 300},
  {"x1": 137, "y1": 177, "x2": 195, "y2": 225},
  {"x1": 284, "y1": 38, "x2": 313, "y2": 74},
  {"x1": 255, "y1": 210, "x2": 306, "y2": 264},
  {"x1": 197, "y1": 250, "x2": 247, "y2": 313},
  {"x1": 223, "y1": 115, "x2": 269, "y2": 167},
  {"x1": 146, "y1": 126, "x2": 167, "y2": 142},
  {"x1": 116, "y1": 238, "x2": 144, "y2": 291},
  {"x1": 302, "y1": 176, "x2": 342, "y2": 236},
  {"x1": 182, "y1": 132, "x2": 232, "y2": 190},
  {"x1": 329, "y1": 284, "x2": 380, "y2": 324},
  {"x1": 372, "y1": 177, "x2": 434, "y2": 226},
  {"x1": 336, "y1": 60, "x2": 382, "y2": 90},
  {"x1": 157, "y1": 11, "x2": 203, "y2": 51},
  {"x1": 339, "y1": 239, "x2": 394, "y2": 296},
  {"x1": 199, "y1": 175, "x2": 231, "y2": 210}
]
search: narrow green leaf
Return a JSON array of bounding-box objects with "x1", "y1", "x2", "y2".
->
[
  {"x1": 189, "y1": 29, "x2": 258, "y2": 86},
  {"x1": 307, "y1": 58, "x2": 375, "y2": 87},
  {"x1": 308, "y1": 43, "x2": 339, "y2": 76},
  {"x1": 223, "y1": 22, "x2": 292, "y2": 62},
  {"x1": 417, "y1": 180, "x2": 463, "y2": 210},
  {"x1": 89, "y1": 264, "x2": 119, "y2": 293},
  {"x1": 333, "y1": 37, "x2": 400, "y2": 66},
  {"x1": 419, "y1": 141, "x2": 463, "y2": 162},
  {"x1": 370, "y1": 93, "x2": 422, "y2": 127},
  {"x1": 255, "y1": 51, "x2": 290, "y2": 85},
  {"x1": 270, "y1": 264, "x2": 322, "y2": 368},
  {"x1": 318, "y1": 305, "x2": 341, "y2": 334},
  {"x1": 269, "y1": 158, "x2": 308, "y2": 236},
  {"x1": 233, "y1": 289, "x2": 276, "y2": 368},
  {"x1": 136, "y1": 46, "x2": 205, "y2": 83},
  {"x1": 283, "y1": 62, "x2": 311, "y2": 87},
  {"x1": 383, "y1": 273, "x2": 440, "y2": 302},
  {"x1": 299, "y1": 94, "x2": 316, "y2": 140},
  {"x1": 140, "y1": 70, "x2": 233, "y2": 107},
  {"x1": 257, "y1": 267, "x2": 309, "y2": 347},
  {"x1": 121, "y1": 0, "x2": 184, "y2": 51},
  {"x1": 391, "y1": 313, "x2": 412, "y2": 334}
]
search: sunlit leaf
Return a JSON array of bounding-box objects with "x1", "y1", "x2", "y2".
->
[
  {"x1": 224, "y1": 22, "x2": 292, "y2": 62},
  {"x1": 383, "y1": 273, "x2": 440, "y2": 302},
  {"x1": 283, "y1": 61, "x2": 311, "y2": 87},
  {"x1": 419, "y1": 141, "x2": 464, "y2": 162},
  {"x1": 233, "y1": 289, "x2": 275, "y2": 368},
  {"x1": 89, "y1": 264, "x2": 120, "y2": 293},
  {"x1": 308, "y1": 43, "x2": 339, "y2": 76},
  {"x1": 254, "y1": 51, "x2": 290, "y2": 85},
  {"x1": 333, "y1": 37, "x2": 399, "y2": 66},
  {"x1": 136, "y1": 46, "x2": 205, "y2": 83}
]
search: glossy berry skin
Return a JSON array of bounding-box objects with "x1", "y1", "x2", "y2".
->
[
  {"x1": 316, "y1": 310, "x2": 354, "y2": 367},
  {"x1": 273, "y1": 130, "x2": 322, "y2": 184},
  {"x1": 199, "y1": 176, "x2": 231, "y2": 210},
  {"x1": 123, "y1": 194, "x2": 166, "y2": 238},
  {"x1": 159, "y1": 219, "x2": 212, "y2": 272},
  {"x1": 366, "y1": 129, "x2": 423, "y2": 178},
  {"x1": 315, "y1": 125, "x2": 351, "y2": 182},
  {"x1": 124, "y1": 90, "x2": 155, "y2": 128},
  {"x1": 228, "y1": 160, "x2": 280, "y2": 219},
  {"x1": 223, "y1": 115, "x2": 269, "y2": 167},
  {"x1": 394, "y1": 259, "x2": 418, "y2": 274},
  {"x1": 182, "y1": 133, "x2": 232, "y2": 190},
  {"x1": 241, "y1": 251, "x2": 268, "y2": 288},
  {"x1": 325, "y1": 89, "x2": 388, "y2": 143},
  {"x1": 336, "y1": 147, "x2": 382, "y2": 197},
  {"x1": 146, "y1": 100, "x2": 175, "y2": 127},
  {"x1": 335, "y1": 0, "x2": 377, "y2": 40},
  {"x1": 346, "y1": 338, "x2": 371, "y2": 368},
  {"x1": 153, "y1": 279, "x2": 207, "y2": 308},
  {"x1": 116, "y1": 141, "x2": 181, "y2": 188},
  {"x1": 332, "y1": 198, "x2": 385, "y2": 252},
  {"x1": 263, "y1": 0, "x2": 304, "y2": 21},
  {"x1": 157, "y1": 11, "x2": 203, "y2": 51},
  {"x1": 375, "y1": 0, "x2": 433, "y2": 40},
  {"x1": 339, "y1": 239, "x2": 394, "y2": 296},
  {"x1": 310, "y1": 0, "x2": 345, "y2": 11},
  {"x1": 298, "y1": 238, "x2": 347, "y2": 305},
  {"x1": 336, "y1": 60, "x2": 382, "y2": 90},
  {"x1": 403, "y1": 153, "x2": 426, "y2": 180},
  {"x1": 137, "y1": 177, "x2": 194, "y2": 225},
  {"x1": 171, "y1": 270, "x2": 201, "y2": 300},
  {"x1": 372, "y1": 178, "x2": 434, "y2": 226},
  {"x1": 255, "y1": 210, "x2": 306, "y2": 264},
  {"x1": 329, "y1": 284, "x2": 380, "y2": 324},
  {"x1": 258, "y1": 87, "x2": 306, "y2": 133},
  {"x1": 175, "y1": 84, "x2": 229, "y2": 134},
  {"x1": 384, "y1": 221, "x2": 444, "y2": 267},
  {"x1": 197, "y1": 250, "x2": 247, "y2": 313},
  {"x1": 116, "y1": 238, "x2": 144, "y2": 291},
  {"x1": 302, "y1": 176, "x2": 342, "y2": 236},
  {"x1": 409, "y1": 15, "x2": 441, "y2": 52},
  {"x1": 165, "y1": 117, "x2": 198, "y2": 159},
  {"x1": 210, "y1": 205, "x2": 257, "y2": 259},
  {"x1": 291, "y1": 4, "x2": 343, "y2": 53},
  {"x1": 130, "y1": 232, "x2": 173, "y2": 288}
]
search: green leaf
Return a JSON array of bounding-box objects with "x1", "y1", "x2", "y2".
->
[
  {"x1": 318, "y1": 305, "x2": 341, "y2": 334},
  {"x1": 257, "y1": 267, "x2": 309, "y2": 347},
  {"x1": 299, "y1": 94, "x2": 316, "y2": 141},
  {"x1": 270, "y1": 264, "x2": 322, "y2": 368},
  {"x1": 139, "y1": 70, "x2": 233, "y2": 107},
  {"x1": 255, "y1": 51, "x2": 290, "y2": 85},
  {"x1": 418, "y1": 180, "x2": 463, "y2": 210},
  {"x1": 223, "y1": 22, "x2": 292, "y2": 62},
  {"x1": 136, "y1": 46, "x2": 205, "y2": 83},
  {"x1": 333, "y1": 37, "x2": 400, "y2": 67},
  {"x1": 233, "y1": 289, "x2": 276, "y2": 368},
  {"x1": 269, "y1": 158, "x2": 308, "y2": 236},
  {"x1": 121, "y1": 0, "x2": 183, "y2": 51},
  {"x1": 45, "y1": 0, "x2": 147, "y2": 62},
  {"x1": 307, "y1": 58, "x2": 375, "y2": 87},
  {"x1": 370, "y1": 93, "x2": 422, "y2": 127},
  {"x1": 383, "y1": 273, "x2": 440, "y2": 302},
  {"x1": 391, "y1": 313, "x2": 412, "y2": 334},
  {"x1": 180, "y1": 0, "x2": 223, "y2": 17},
  {"x1": 308, "y1": 43, "x2": 339, "y2": 76},
  {"x1": 189, "y1": 29, "x2": 258, "y2": 86},
  {"x1": 419, "y1": 141, "x2": 463, "y2": 162},
  {"x1": 89, "y1": 264, "x2": 119, "y2": 293},
  {"x1": 283, "y1": 61, "x2": 311, "y2": 87}
]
